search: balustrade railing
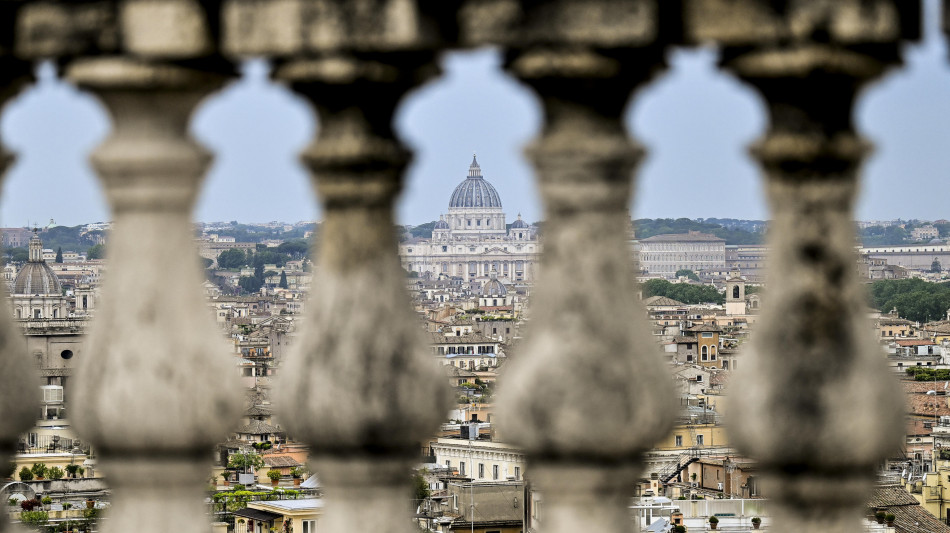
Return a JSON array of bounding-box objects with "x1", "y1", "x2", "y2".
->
[{"x1": 0, "y1": 2, "x2": 926, "y2": 533}]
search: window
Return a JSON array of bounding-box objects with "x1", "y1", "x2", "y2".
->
[
  {"x1": 675, "y1": 435, "x2": 682, "y2": 446},
  {"x1": 696, "y1": 375, "x2": 702, "y2": 382},
  {"x1": 514, "y1": 466, "x2": 520, "y2": 480},
  {"x1": 407, "y1": 248, "x2": 412, "y2": 253},
  {"x1": 442, "y1": 246, "x2": 447, "y2": 252},
  {"x1": 60, "y1": 350, "x2": 73, "y2": 360},
  {"x1": 478, "y1": 463, "x2": 484, "y2": 478},
  {"x1": 702, "y1": 332, "x2": 713, "y2": 338},
  {"x1": 302, "y1": 521, "x2": 316, "y2": 533},
  {"x1": 477, "y1": 220, "x2": 481, "y2": 226},
  {"x1": 460, "y1": 462, "x2": 465, "y2": 476},
  {"x1": 697, "y1": 435, "x2": 704, "y2": 445},
  {"x1": 701, "y1": 346, "x2": 708, "y2": 360},
  {"x1": 446, "y1": 460, "x2": 451, "y2": 468},
  {"x1": 493, "y1": 465, "x2": 499, "y2": 479}
]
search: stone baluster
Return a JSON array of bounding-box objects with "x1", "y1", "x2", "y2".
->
[
  {"x1": 271, "y1": 9, "x2": 454, "y2": 533},
  {"x1": 495, "y1": 2, "x2": 678, "y2": 533},
  {"x1": 66, "y1": 57, "x2": 241, "y2": 533},
  {"x1": 0, "y1": 58, "x2": 40, "y2": 533},
  {"x1": 706, "y1": 3, "x2": 917, "y2": 532}
]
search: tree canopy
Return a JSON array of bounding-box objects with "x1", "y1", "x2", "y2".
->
[
  {"x1": 642, "y1": 279, "x2": 724, "y2": 305},
  {"x1": 217, "y1": 248, "x2": 247, "y2": 269},
  {"x1": 86, "y1": 244, "x2": 105, "y2": 260},
  {"x1": 675, "y1": 269, "x2": 699, "y2": 281},
  {"x1": 409, "y1": 221, "x2": 437, "y2": 238},
  {"x1": 633, "y1": 218, "x2": 764, "y2": 245},
  {"x1": 868, "y1": 278, "x2": 950, "y2": 323}
]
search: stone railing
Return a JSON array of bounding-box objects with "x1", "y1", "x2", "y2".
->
[{"x1": 0, "y1": 2, "x2": 924, "y2": 533}]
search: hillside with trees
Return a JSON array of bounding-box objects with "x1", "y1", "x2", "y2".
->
[{"x1": 633, "y1": 218, "x2": 765, "y2": 245}]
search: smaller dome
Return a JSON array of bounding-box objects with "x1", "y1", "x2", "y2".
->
[
  {"x1": 13, "y1": 231, "x2": 62, "y2": 296},
  {"x1": 434, "y1": 216, "x2": 449, "y2": 230},
  {"x1": 481, "y1": 270, "x2": 507, "y2": 297},
  {"x1": 511, "y1": 214, "x2": 528, "y2": 229}
]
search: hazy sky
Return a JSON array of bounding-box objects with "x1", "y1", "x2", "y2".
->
[{"x1": 1, "y1": 0, "x2": 949, "y2": 228}]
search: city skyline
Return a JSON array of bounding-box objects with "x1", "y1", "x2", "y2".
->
[{"x1": 1, "y1": 0, "x2": 948, "y2": 227}]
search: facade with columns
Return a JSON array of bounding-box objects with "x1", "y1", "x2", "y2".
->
[
  {"x1": 0, "y1": 4, "x2": 931, "y2": 533},
  {"x1": 399, "y1": 156, "x2": 540, "y2": 282}
]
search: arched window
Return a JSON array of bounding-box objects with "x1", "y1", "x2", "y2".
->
[
  {"x1": 732, "y1": 285, "x2": 740, "y2": 299},
  {"x1": 701, "y1": 346, "x2": 708, "y2": 360}
]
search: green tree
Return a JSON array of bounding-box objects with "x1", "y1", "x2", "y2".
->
[
  {"x1": 279, "y1": 270, "x2": 288, "y2": 289},
  {"x1": 54, "y1": 247, "x2": 63, "y2": 263},
  {"x1": 86, "y1": 243, "x2": 105, "y2": 260},
  {"x1": 411, "y1": 471, "x2": 431, "y2": 503},
  {"x1": 239, "y1": 276, "x2": 263, "y2": 294},
  {"x1": 675, "y1": 269, "x2": 700, "y2": 281},
  {"x1": 276, "y1": 239, "x2": 309, "y2": 259},
  {"x1": 933, "y1": 259, "x2": 942, "y2": 273},
  {"x1": 409, "y1": 221, "x2": 438, "y2": 238},
  {"x1": 228, "y1": 452, "x2": 265, "y2": 471},
  {"x1": 201, "y1": 257, "x2": 214, "y2": 269},
  {"x1": 217, "y1": 248, "x2": 247, "y2": 269},
  {"x1": 3, "y1": 247, "x2": 27, "y2": 264}
]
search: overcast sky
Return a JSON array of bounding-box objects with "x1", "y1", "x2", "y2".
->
[{"x1": 1, "y1": 0, "x2": 949, "y2": 228}]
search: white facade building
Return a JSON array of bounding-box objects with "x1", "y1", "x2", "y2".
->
[
  {"x1": 637, "y1": 231, "x2": 727, "y2": 277},
  {"x1": 399, "y1": 156, "x2": 541, "y2": 282}
]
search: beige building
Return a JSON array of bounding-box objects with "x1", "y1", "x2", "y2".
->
[
  {"x1": 638, "y1": 232, "x2": 727, "y2": 277},
  {"x1": 399, "y1": 156, "x2": 540, "y2": 283},
  {"x1": 430, "y1": 437, "x2": 525, "y2": 483}
]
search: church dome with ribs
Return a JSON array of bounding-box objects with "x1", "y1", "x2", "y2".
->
[
  {"x1": 13, "y1": 231, "x2": 62, "y2": 296},
  {"x1": 449, "y1": 155, "x2": 502, "y2": 209}
]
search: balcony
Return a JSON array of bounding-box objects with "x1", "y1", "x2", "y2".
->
[{"x1": 0, "y1": 3, "x2": 927, "y2": 533}]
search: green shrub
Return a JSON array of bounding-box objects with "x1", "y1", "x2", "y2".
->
[
  {"x1": 18, "y1": 467, "x2": 33, "y2": 481},
  {"x1": 47, "y1": 467, "x2": 64, "y2": 480},
  {"x1": 19, "y1": 510, "x2": 49, "y2": 526},
  {"x1": 30, "y1": 463, "x2": 47, "y2": 478},
  {"x1": 41, "y1": 497, "x2": 52, "y2": 506},
  {"x1": 267, "y1": 469, "x2": 282, "y2": 481}
]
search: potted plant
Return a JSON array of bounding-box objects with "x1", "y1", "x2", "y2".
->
[
  {"x1": 221, "y1": 470, "x2": 232, "y2": 487},
  {"x1": 875, "y1": 511, "x2": 886, "y2": 524},
  {"x1": 290, "y1": 467, "x2": 302, "y2": 487},
  {"x1": 65, "y1": 465, "x2": 80, "y2": 479},
  {"x1": 267, "y1": 469, "x2": 281, "y2": 487},
  {"x1": 18, "y1": 467, "x2": 33, "y2": 481},
  {"x1": 40, "y1": 496, "x2": 52, "y2": 509},
  {"x1": 31, "y1": 463, "x2": 47, "y2": 480},
  {"x1": 76, "y1": 467, "x2": 85, "y2": 478},
  {"x1": 886, "y1": 513, "x2": 895, "y2": 526},
  {"x1": 709, "y1": 516, "x2": 719, "y2": 530},
  {"x1": 47, "y1": 467, "x2": 64, "y2": 480},
  {"x1": 751, "y1": 517, "x2": 761, "y2": 529}
]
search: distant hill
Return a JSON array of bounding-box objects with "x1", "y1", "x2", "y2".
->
[{"x1": 633, "y1": 218, "x2": 766, "y2": 245}]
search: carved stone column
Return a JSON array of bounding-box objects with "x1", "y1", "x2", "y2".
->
[
  {"x1": 0, "y1": 58, "x2": 40, "y2": 533},
  {"x1": 710, "y1": 5, "x2": 916, "y2": 532},
  {"x1": 67, "y1": 57, "x2": 241, "y2": 533},
  {"x1": 495, "y1": 3, "x2": 678, "y2": 533},
  {"x1": 273, "y1": 51, "x2": 452, "y2": 533}
]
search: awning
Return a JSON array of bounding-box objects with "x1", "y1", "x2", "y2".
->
[{"x1": 233, "y1": 508, "x2": 283, "y2": 522}]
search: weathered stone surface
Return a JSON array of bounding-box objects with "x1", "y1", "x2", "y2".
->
[
  {"x1": 16, "y1": 1, "x2": 118, "y2": 58},
  {"x1": 68, "y1": 57, "x2": 242, "y2": 533},
  {"x1": 120, "y1": 0, "x2": 212, "y2": 58},
  {"x1": 722, "y1": 36, "x2": 907, "y2": 533},
  {"x1": 685, "y1": 0, "x2": 919, "y2": 46},
  {"x1": 223, "y1": 0, "x2": 453, "y2": 57}
]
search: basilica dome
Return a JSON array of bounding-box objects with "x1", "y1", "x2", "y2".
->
[
  {"x1": 13, "y1": 231, "x2": 62, "y2": 296},
  {"x1": 511, "y1": 214, "x2": 528, "y2": 229},
  {"x1": 449, "y1": 155, "x2": 502, "y2": 209}
]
